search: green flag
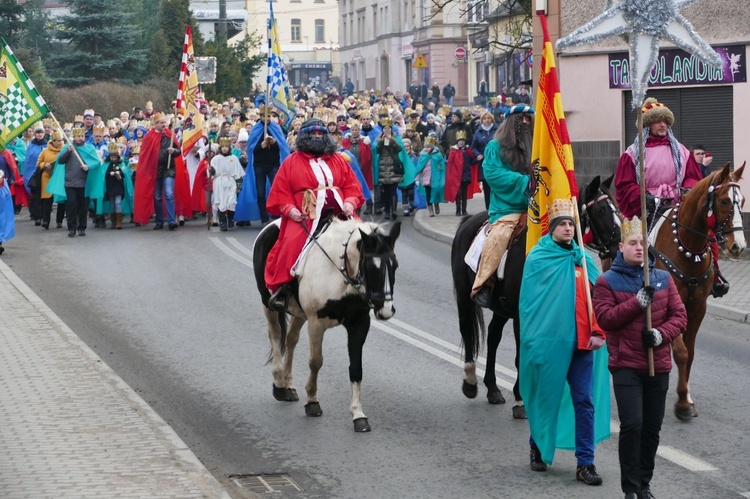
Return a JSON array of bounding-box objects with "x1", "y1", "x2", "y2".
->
[{"x1": 0, "y1": 38, "x2": 50, "y2": 148}]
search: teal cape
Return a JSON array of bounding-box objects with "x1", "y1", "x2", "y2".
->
[
  {"x1": 415, "y1": 149, "x2": 446, "y2": 203},
  {"x1": 483, "y1": 140, "x2": 530, "y2": 223},
  {"x1": 96, "y1": 159, "x2": 134, "y2": 215},
  {"x1": 46, "y1": 143, "x2": 103, "y2": 203},
  {"x1": 519, "y1": 235, "x2": 610, "y2": 465},
  {"x1": 370, "y1": 135, "x2": 416, "y2": 188}
]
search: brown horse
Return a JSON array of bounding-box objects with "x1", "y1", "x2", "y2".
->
[{"x1": 651, "y1": 162, "x2": 746, "y2": 420}]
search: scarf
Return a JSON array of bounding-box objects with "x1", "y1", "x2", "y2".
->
[{"x1": 629, "y1": 128, "x2": 683, "y2": 187}]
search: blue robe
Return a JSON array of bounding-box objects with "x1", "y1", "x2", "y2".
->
[
  {"x1": 23, "y1": 141, "x2": 46, "y2": 194},
  {"x1": 0, "y1": 180, "x2": 14, "y2": 243},
  {"x1": 234, "y1": 122, "x2": 289, "y2": 222},
  {"x1": 519, "y1": 235, "x2": 611, "y2": 465},
  {"x1": 339, "y1": 149, "x2": 372, "y2": 201}
]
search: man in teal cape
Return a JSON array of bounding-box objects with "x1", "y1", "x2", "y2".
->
[{"x1": 519, "y1": 198, "x2": 610, "y2": 485}]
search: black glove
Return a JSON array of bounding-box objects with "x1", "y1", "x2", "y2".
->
[
  {"x1": 642, "y1": 328, "x2": 663, "y2": 348},
  {"x1": 646, "y1": 193, "x2": 658, "y2": 213},
  {"x1": 636, "y1": 285, "x2": 655, "y2": 308},
  {"x1": 208, "y1": 166, "x2": 216, "y2": 177}
]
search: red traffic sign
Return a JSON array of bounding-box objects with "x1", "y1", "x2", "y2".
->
[{"x1": 454, "y1": 47, "x2": 466, "y2": 60}]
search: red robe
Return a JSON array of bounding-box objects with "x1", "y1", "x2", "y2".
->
[
  {"x1": 133, "y1": 128, "x2": 178, "y2": 224},
  {"x1": 1, "y1": 150, "x2": 26, "y2": 206},
  {"x1": 444, "y1": 147, "x2": 481, "y2": 203},
  {"x1": 264, "y1": 150, "x2": 365, "y2": 291},
  {"x1": 173, "y1": 154, "x2": 191, "y2": 218},
  {"x1": 342, "y1": 137, "x2": 373, "y2": 189}
]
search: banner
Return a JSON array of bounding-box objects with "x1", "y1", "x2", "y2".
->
[
  {"x1": 267, "y1": 0, "x2": 295, "y2": 125},
  {"x1": 175, "y1": 25, "x2": 205, "y2": 156},
  {"x1": 0, "y1": 38, "x2": 49, "y2": 149},
  {"x1": 526, "y1": 14, "x2": 578, "y2": 254}
]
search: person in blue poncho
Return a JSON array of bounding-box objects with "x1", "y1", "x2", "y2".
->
[
  {"x1": 0, "y1": 169, "x2": 14, "y2": 255},
  {"x1": 24, "y1": 125, "x2": 47, "y2": 224},
  {"x1": 234, "y1": 106, "x2": 289, "y2": 225},
  {"x1": 519, "y1": 198, "x2": 610, "y2": 486}
]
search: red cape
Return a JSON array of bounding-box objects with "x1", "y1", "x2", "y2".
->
[
  {"x1": 173, "y1": 154, "x2": 190, "y2": 217},
  {"x1": 134, "y1": 128, "x2": 178, "y2": 224},
  {"x1": 1, "y1": 150, "x2": 26, "y2": 206},
  {"x1": 444, "y1": 149, "x2": 481, "y2": 203},
  {"x1": 342, "y1": 138, "x2": 373, "y2": 189}
]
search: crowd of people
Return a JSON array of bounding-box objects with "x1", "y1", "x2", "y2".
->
[{"x1": 0, "y1": 84, "x2": 721, "y2": 499}]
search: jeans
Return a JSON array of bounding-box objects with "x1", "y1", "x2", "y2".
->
[
  {"x1": 568, "y1": 349, "x2": 595, "y2": 466},
  {"x1": 109, "y1": 195, "x2": 123, "y2": 214},
  {"x1": 154, "y1": 177, "x2": 175, "y2": 224},
  {"x1": 65, "y1": 187, "x2": 88, "y2": 230},
  {"x1": 613, "y1": 369, "x2": 669, "y2": 494}
]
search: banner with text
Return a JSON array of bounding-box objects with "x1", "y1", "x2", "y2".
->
[{"x1": 609, "y1": 45, "x2": 746, "y2": 89}]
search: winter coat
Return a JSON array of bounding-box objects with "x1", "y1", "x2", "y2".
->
[
  {"x1": 36, "y1": 140, "x2": 63, "y2": 199},
  {"x1": 471, "y1": 124, "x2": 498, "y2": 182},
  {"x1": 593, "y1": 253, "x2": 687, "y2": 374},
  {"x1": 375, "y1": 138, "x2": 404, "y2": 185}
]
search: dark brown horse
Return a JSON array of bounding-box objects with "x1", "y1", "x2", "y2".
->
[{"x1": 651, "y1": 163, "x2": 745, "y2": 420}]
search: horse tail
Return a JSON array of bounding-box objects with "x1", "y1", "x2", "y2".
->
[
  {"x1": 451, "y1": 211, "x2": 489, "y2": 359},
  {"x1": 252, "y1": 222, "x2": 289, "y2": 361}
]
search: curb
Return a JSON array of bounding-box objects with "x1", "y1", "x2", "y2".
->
[
  {"x1": 413, "y1": 210, "x2": 750, "y2": 324},
  {"x1": 0, "y1": 259, "x2": 233, "y2": 499}
]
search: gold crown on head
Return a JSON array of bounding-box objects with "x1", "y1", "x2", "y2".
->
[
  {"x1": 71, "y1": 127, "x2": 85, "y2": 138},
  {"x1": 42, "y1": 117, "x2": 55, "y2": 127},
  {"x1": 93, "y1": 124, "x2": 107, "y2": 134},
  {"x1": 548, "y1": 198, "x2": 574, "y2": 221},
  {"x1": 456, "y1": 130, "x2": 467, "y2": 141},
  {"x1": 219, "y1": 136, "x2": 232, "y2": 148},
  {"x1": 380, "y1": 117, "x2": 392, "y2": 128},
  {"x1": 73, "y1": 115, "x2": 84, "y2": 123},
  {"x1": 622, "y1": 216, "x2": 643, "y2": 239},
  {"x1": 150, "y1": 112, "x2": 166, "y2": 123},
  {"x1": 50, "y1": 130, "x2": 63, "y2": 141},
  {"x1": 424, "y1": 136, "x2": 437, "y2": 147},
  {"x1": 107, "y1": 142, "x2": 119, "y2": 154}
]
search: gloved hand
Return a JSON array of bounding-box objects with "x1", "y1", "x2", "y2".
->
[
  {"x1": 636, "y1": 285, "x2": 655, "y2": 308},
  {"x1": 642, "y1": 328, "x2": 663, "y2": 348},
  {"x1": 587, "y1": 335, "x2": 605, "y2": 350},
  {"x1": 646, "y1": 193, "x2": 658, "y2": 213},
  {"x1": 208, "y1": 166, "x2": 216, "y2": 177}
]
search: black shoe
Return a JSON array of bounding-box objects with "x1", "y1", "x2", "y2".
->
[
  {"x1": 625, "y1": 494, "x2": 638, "y2": 499},
  {"x1": 178, "y1": 218, "x2": 185, "y2": 226},
  {"x1": 473, "y1": 286, "x2": 493, "y2": 308},
  {"x1": 56, "y1": 223, "x2": 63, "y2": 229},
  {"x1": 391, "y1": 212, "x2": 398, "y2": 220},
  {"x1": 153, "y1": 223, "x2": 164, "y2": 230},
  {"x1": 529, "y1": 444, "x2": 547, "y2": 472},
  {"x1": 363, "y1": 207, "x2": 373, "y2": 215},
  {"x1": 42, "y1": 223, "x2": 49, "y2": 230},
  {"x1": 267, "y1": 285, "x2": 291, "y2": 312},
  {"x1": 374, "y1": 208, "x2": 383, "y2": 215},
  {"x1": 462, "y1": 211, "x2": 469, "y2": 216},
  {"x1": 576, "y1": 465, "x2": 602, "y2": 485},
  {"x1": 77, "y1": 229, "x2": 85, "y2": 236},
  {"x1": 0, "y1": 245, "x2": 4, "y2": 255},
  {"x1": 711, "y1": 280, "x2": 729, "y2": 298},
  {"x1": 35, "y1": 219, "x2": 42, "y2": 226},
  {"x1": 168, "y1": 222, "x2": 178, "y2": 231},
  {"x1": 435, "y1": 205, "x2": 440, "y2": 215},
  {"x1": 68, "y1": 229, "x2": 76, "y2": 238},
  {"x1": 639, "y1": 486, "x2": 655, "y2": 499}
]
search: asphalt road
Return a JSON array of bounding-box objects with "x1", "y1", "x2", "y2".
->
[{"x1": 5, "y1": 213, "x2": 750, "y2": 498}]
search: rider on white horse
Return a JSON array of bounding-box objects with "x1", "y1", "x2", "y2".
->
[{"x1": 265, "y1": 118, "x2": 365, "y2": 311}]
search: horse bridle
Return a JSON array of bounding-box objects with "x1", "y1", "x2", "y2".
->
[
  {"x1": 580, "y1": 192, "x2": 621, "y2": 260},
  {"x1": 707, "y1": 180, "x2": 744, "y2": 246}
]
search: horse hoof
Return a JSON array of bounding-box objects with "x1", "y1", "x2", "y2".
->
[
  {"x1": 512, "y1": 405, "x2": 527, "y2": 420},
  {"x1": 272, "y1": 384, "x2": 287, "y2": 401},
  {"x1": 462, "y1": 380, "x2": 478, "y2": 399},
  {"x1": 305, "y1": 402, "x2": 323, "y2": 417},
  {"x1": 353, "y1": 417, "x2": 371, "y2": 432},
  {"x1": 487, "y1": 389, "x2": 506, "y2": 405},
  {"x1": 675, "y1": 406, "x2": 693, "y2": 422},
  {"x1": 690, "y1": 404, "x2": 698, "y2": 417},
  {"x1": 285, "y1": 388, "x2": 299, "y2": 401}
]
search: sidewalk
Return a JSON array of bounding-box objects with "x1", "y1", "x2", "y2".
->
[
  {"x1": 413, "y1": 195, "x2": 750, "y2": 324},
  {"x1": 0, "y1": 259, "x2": 232, "y2": 498}
]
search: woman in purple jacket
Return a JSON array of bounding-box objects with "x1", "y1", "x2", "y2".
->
[{"x1": 593, "y1": 216, "x2": 687, "y2": 499}]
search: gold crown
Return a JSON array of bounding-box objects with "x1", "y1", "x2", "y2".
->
[
  {"x1": 548, "y1": 198, "x2": 574, "y2": 221},
  {"x1": 405, "y1": 123, "x2": 415, "y2": 131},
  {"x1": 424, "y1": 136, "x2": 437, "y2": 147},
  {"x1": 130, "y1": 143, "x2": 140, "y2": 154},
  {"x1": 150, "y1": 112, "x2": 165, "y2": 123},
  {"x1": 456, "y1": 130, "x2": 467, "y2": 141},
  {"x1": 63, "y1": 123, "x2": 73, "y2": 131},
  {"x1": 219, "y1": 136, "x2": 232, "y2": 148},
  {"x1": 50, "y1": 130, "x2": 63, "y2": 141},
  {"x1": 42, "y1": 117, "x2": 55, "y2": 127},
  {"x1": 622, "y1": 216, "x2": 643, "y2": 240},
  {"x1": 93, "y1": 124, "x2": 107, "y2": 134},
  {"x1": 74, "y1": 115, "x2": 84, "y2": 123},
  {"x1": 380, "y1": 118, "x2": 392, "y2": 128},
  {"x1": 71, "y1": 127, "x2": 85, "y2": 138},
  {"x1": 107, "y1": 142, "x2": 119, "y2": 154},
  {"x1": 116, "y1": 136, "x2": 128, "y2": 145}
]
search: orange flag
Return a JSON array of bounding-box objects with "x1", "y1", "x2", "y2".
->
[
  {"x1": 526, "y1": 13, "x2": 578, "y2": 254},
  {"x1": 176, "y1": 25, "x2": 205, "y2": 157}
]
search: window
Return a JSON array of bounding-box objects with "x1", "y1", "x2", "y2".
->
[
  {"x1": 291, "y1": 19, "x2": 301, "y2": 42},
  {"x1": 315, "y1": 19, "x2": 325, "y2": 43},
  {"x1": 467, "y1": 0, "x2": 489, "y2": 23}
]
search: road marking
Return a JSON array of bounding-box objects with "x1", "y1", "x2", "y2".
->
[
  {"x1": 740, "y1": 492, "x2": 750, "y2": 498},
  {"x1": 209, "y1": 237, "x2": 254, "y2": 269},
  {"x1": 218, "y1": 237, "x2": 722, "y2": 475},
  {"x1": 227, "y1": 237, "x2": 255, "y2": 258},
  {"x1": 657, "y1": 445, "x2": 718, "y2": 472}
]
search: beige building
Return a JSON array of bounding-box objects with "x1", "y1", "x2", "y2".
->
[
  {"x1": 542, "y1": 0, "x2": 750, "y2": 210},
  {"x1": 245, "y1": 0, "x2": 340, "y2": 89},
  {"x1": 339, "y1": 0, "x2": 472, "y2": 104}
]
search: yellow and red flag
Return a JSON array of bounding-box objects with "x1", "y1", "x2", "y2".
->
[
  {"x1": 175, "y1": 25, "x2": 204, "y2": 157},
  {"x1": 526, "y1": 13, "x2": 578, "y2": 254}
]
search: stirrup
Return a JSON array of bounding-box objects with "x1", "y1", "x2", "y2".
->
[{"x1": 267, "y1": 286, "x2": 290, "y2": 312}]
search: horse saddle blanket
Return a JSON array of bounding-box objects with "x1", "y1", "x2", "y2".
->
[
  {"x1": 648, "y1": 207, "x2": 673, "y2": 246},
  {"x1": 464, "y1": 214, "x2": 526, "y2": 279}
]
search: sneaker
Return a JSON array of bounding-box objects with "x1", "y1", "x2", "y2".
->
[
  {"x1": 68, "y1": 229, "x2": 76, "y2": 238},
  {"x1": 529, "y1": 444, "x2": 547, "y2": 472},
  {"x1": 77, "y1": 229, "x2": 86, "y2": 237},
  {"x1": 576, "y1": 465, "x2": 602, "y2": 485},
  {"x1": 168, "y1": 222, "x2": 178, "y2": 231},
  {"x1": 153, "y1": 223, "x2": 164, "y2": 230},
  {"x1": 56, "y1": 223, "x2": 63, "y2": 229},
  {"x1": 35, "y1": 219, "x2": 42, "y2": 226},
  {"x1": 42, "y1": 223, "x2": 49, "y2": 230},
  {"x1": 639, "y1": 486, "x2": 655, "y2": 499}
]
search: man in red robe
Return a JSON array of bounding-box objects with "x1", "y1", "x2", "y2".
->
[
  {"x1": 265, "y1": 118, "x2": 365, "y2": 311},
  {"x1": 342, "y1": 122, "x2": 373, "y2": 213}
]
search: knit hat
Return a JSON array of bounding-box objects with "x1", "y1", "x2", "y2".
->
[
  {"x1": 504, "y1": 104, "x2": 534, "y2": 118},
  {"x1": 640, "y1": 97, "x2": 674, "y2": 127},
  {"x1": 548, "y1": 198, "x2": 575, "y2": 233},
  {"x1": 299, "y1": 118, "x2": 328, "y2": 135},
  {"x1": 237, "y1": 129, "x2": 249, "y2": 142}
]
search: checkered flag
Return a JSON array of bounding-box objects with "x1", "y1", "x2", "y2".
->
[
  {"x1": 0, "y1": 38, "x2": 50, "y2": 148},
  {"x1": 266, "y1": 2, "x2": 295, "y2": 125}
]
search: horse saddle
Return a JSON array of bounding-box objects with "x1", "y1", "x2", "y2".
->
[{"x1": 464, "y1": 214, "x2": 527, "y2": 279}]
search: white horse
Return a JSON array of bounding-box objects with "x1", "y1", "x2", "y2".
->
[{"x1": 253, "y1": 217, "x2": 401, "y2": 432}]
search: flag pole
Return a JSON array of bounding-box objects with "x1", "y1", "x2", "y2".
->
[
  {"x1": 573, "y1": 196, "x2": 595, "y2": 325},
  {"x1": 637, "y1": 108, "x2": 655, "y2": 377},
  {"x1": 48, "y1": 112, "x2": 88, "y2": 170}
]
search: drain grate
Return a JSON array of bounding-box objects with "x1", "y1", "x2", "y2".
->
[{"x1": 230, "y1": 474, "x2": 303, "y2": 493}]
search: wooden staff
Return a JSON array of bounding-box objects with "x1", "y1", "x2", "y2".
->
[
  {"x1": 636, "y1": 109, "x2": 655, "y2": 377},
  {"x1": 48, "y1": 112, "x2": 89, "y2": 169},
  {"x1": 572, "y1": 196, "x2": 595, "y2": 327}
]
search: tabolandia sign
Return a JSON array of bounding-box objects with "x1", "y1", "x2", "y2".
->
[{"x1": 609, "y1": 45, "x2": 746, "y2": 89}]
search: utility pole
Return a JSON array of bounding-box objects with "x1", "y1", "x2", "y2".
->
[{"x1": 218, "y1": 0, "x2": 228, "y2": 44}]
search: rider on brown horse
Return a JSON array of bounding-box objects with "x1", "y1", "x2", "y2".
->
[{"x1": 614, "y1": 98, "x2": 729, "y2": 298}]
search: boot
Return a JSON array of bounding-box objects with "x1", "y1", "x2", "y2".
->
[
  {"x1": 227, "y1": 211, "x2": 235, "y2": 229},
  {"x1": 110, "y1": 214, "x2": 117, "y2": 229},
  {"x1": 428, "y1": 205, "x2": 435, "y2": 217},
  {"x1": 116, "y1": 213, "x2": 123, "y2": 230},
  {"x1": 435, "y1": 204, "x2": 440, "y2": 215},
  {"x1": 218, "y1": 212, "x2": 228, "y2": 232},
  {"x1": 462, "y1": 198, "x2": 468, "y2": 216}
]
